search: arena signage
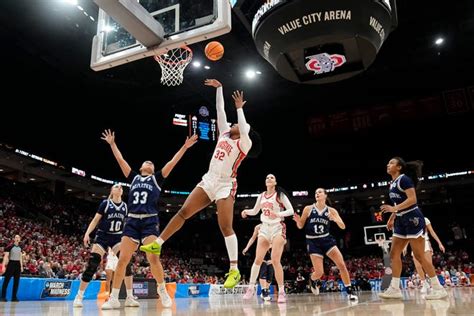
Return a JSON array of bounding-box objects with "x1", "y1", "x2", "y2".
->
[
  {"x1": 252, "y1": 0, "x2": 397, "y2": 84},
  {"x1": 252, "y1": 0, "x2": 287, "y2": 35},
  {"x1": 41, "y1": 281, "x2": 72, "y2": 298}
]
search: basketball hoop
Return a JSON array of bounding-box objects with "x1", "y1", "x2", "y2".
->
[
  {"x1": 375, "y1": 237, "x2": 385, "y2": 248},
  {"x1": 154, "y1": 46, "x2": 193, "y2": 86},
  {"x1": 376, "y1": 237, "x2": 391, "y2": 254}
]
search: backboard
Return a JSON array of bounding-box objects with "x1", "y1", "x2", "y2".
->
[
  {"x1": 364, "y1": 225, "x2": 392, "y2": 245},
  {"x1": 91, "y1": 0, "x2": 232, "y2": 71}
]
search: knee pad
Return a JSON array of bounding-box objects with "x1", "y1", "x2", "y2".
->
[
  {"x1": 125, "y1": 262, "x2": 133, "y2": 276},
  {"x1": 82, "y1": 253, "x2": 102, "y2": 282}
]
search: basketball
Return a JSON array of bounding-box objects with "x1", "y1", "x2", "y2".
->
[{"x1": 205, "y1": 41, "x2": 224, "y2": 61}]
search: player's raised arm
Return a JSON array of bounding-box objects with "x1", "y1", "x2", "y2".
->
[
  {"x1": 242, "y1": 225, "x2": 260, "y2": 255},
  {"x1": 232, "y1": 90, "x2": 252, "y2": 153},
  {"x1": 161, "y1": 135, "x2": 198, "y2": 178},
  {"x1": 205, "y1": 79, "x2": 230, "y2": 136},
  {"x1": 101, "y1": 129, "x2": 131, "y2": 178}
]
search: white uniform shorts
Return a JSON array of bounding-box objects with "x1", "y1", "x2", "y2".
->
[
  {"x1": 411, "y1": 239, "x2": 432, "y2": 256},
  {"x1": 197, "y1": 173, "x2": 238, "y2": 201},
  {"x1": 258, "y1": 222, "x2": 287, "y2": 242}
]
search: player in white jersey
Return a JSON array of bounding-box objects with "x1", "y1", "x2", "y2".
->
[
  {"x1": 141, "y1": 79, "x2": 261, "y2": 289},
  {"x1": 241, "y1": 174, "x2": 294, "y2": 303},
  {"x1": 104, "y1": 248, "x2": 118, "y2": 294},
  {"x1": 404, "y1": 217, "x2": 445, "y2": 293}
]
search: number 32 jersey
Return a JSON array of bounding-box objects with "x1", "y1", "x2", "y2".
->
[{"x1": 208, "y1": 132, "x2": 248, "y2": 179}]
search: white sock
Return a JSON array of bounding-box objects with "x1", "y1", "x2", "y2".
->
[
  {"x1": 430, "y1": 276, "x2": 442, "y2": 289},
  {"x1": 126, "y1": 289, "x2": 133, "y2": 298},
  {"x1": 111, "y1": 288, "x2": 120, "y2": 298},
  {"x1": 158, "y1": 282, "x2": 166, "y2": 291},
  {"x1": 77, "y1": 290, "x2": 84, "y2": 297},
  {"x1": 279, "y1": 287, "x2": 285, "y2": 294},
  {"x1": 390, "y1": 277, "x2": 400, "y2": 289},
  {"x1": 249, "y1": 264, "x2": 261, "y2": 285},
  {"x1": 156, "y1": 237, "x2": 165, "y2": 246},
  {"x1": 224, "y1": 234, "x2": 238, "y2": 269}
]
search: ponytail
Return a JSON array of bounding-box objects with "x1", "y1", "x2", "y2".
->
[{"x1": 393, "y1": 157, "x2": 423, "y2": 188}]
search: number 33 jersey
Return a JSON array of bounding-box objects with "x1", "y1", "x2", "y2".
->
[{"x1": 127, "y1": 171, "x2": 164, "y2": 215}]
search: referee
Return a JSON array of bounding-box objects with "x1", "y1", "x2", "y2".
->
[{"x1": 1, "y1": 235, "x2": 23, "y2": 302}]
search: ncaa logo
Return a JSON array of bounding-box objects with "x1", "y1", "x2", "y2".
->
[
  {"x1": 385, "y1": 267, "x2": 392, "y2": 275},
  {"x1": 305, "y1": 53, "x2": 346, "y2": 75}
]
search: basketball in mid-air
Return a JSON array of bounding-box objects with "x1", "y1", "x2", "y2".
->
[{"x1": 205, "y1": 41, "x2": 224, "y2": 61}]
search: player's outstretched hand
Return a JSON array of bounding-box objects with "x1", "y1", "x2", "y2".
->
[
  {"x1": 232, "y1": 90, "x2": 246, "y2": 109},
  {"x1": 101, "y1": 129, "x2": 115, "y2": 145},
  {"x1": 184, "y1": 134, "x2": 199, "y2": 148},
  {"x1": 204, "y1": 79, "x2": 222, "y2": 88}
]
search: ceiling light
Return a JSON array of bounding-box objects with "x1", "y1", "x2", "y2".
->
[
  {"x1": 245, "y1": 70, "x2": 256, "y2": 79},
  {"x1": 435, "y1": 37, "x2": 444, "y2": 45}
]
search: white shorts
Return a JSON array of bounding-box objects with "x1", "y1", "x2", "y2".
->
[
  {"x1": 258, "y1": 222, "x2": 286, "y2": 242},
  {"x1": 411, "y1": 239, "x2": 432, "y2": 256},
  {"x1": 197, "y1": 173, "x2": 237, "y2": 201},
  {"x1": 105, "y1": 253, "x2": 118, "y2": 271}
]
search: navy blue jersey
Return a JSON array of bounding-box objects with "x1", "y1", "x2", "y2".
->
[
  {"x1": 96, "y1": 199, "x2": 128, "y2": 234},
  {"x1": 305, "y1": 204, "x2": 331, "y2": 238},
  {"x1": 389, "y1": 174, "x2": 417, "y2": 210},
  {"x1": 264, "y1": 249, "x2": 271, "y2": 261},
  {"x1": 127, "y1": 171, "x2": 165, "y2": 215}
]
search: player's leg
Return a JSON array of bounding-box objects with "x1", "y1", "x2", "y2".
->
[
  {"x1": 410, "y1": 236, "x2": 447, "y2": 299},
  {"x1": 271, "y1": 234, "x2": 287, "y2": 302},
  {"x1": 114, "y1": 242, "x2": 139, "y2": 307},
  {"x1": 244, "y1": 236, "x2": 270, "y2": 299},
  {"x1": 102, "y1": 236, "x2": 138, "y2": 309},
  {"x1": 413, "y1": 251, "x2": 428, "y2": 293},
  {"x1": 105, "y1": 268, "x2": 113, "y2": 293},
  {"x1": 216, "y1": 195, "x2": 240, "y2": 288},
  {"x1": 142, "y1": 234, "x2": 173, "y2": 308},
  {"x1": 140, "y1": 186, "x2": 211, "y2": 254},
  {"x1": 326, "y1": 246, "x2": 357, "y2": 300},
  {"x1": 74, "y1": 243, "x2": 105, "y2": 307},
  {"x1": 379, "y1": 236, "x2": 409, "y2": 298},
  {"x1": 258, "y1": 265, "x2": 270, "y2": 300},
  {"x1": 104, "y1": 246, "x2": 117, "y2": 294},
  {"x1": 309, "y1": 253, "x2": 324, "y2": 295},
  {"x1": 263, "y1": 265, "x2": 274, "y2": 301}
]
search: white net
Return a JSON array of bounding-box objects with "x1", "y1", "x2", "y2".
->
[{"x1": 154, "y1": 46, "x2": 193, "y2": 86}]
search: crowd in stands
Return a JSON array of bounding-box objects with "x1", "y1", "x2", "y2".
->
[{"x1": 1, "y1": 177, "x2": 473, "y2": 291}]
